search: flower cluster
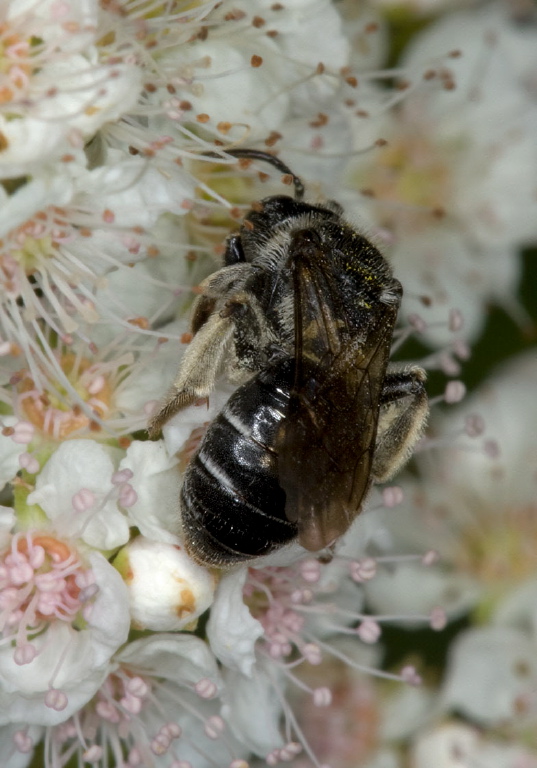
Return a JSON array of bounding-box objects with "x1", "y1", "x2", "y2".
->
[{"x1": 0, "y1": 1, "x2": 536, "y2": 767}]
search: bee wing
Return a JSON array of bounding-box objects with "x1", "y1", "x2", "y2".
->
[{"x1": 277, "y1": 235, "x2": 398, "y2": 552}]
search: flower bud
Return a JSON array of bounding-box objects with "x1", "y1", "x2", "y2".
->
[{"x1": 114, "y1": 537, "x2": 216, "y2": 630}]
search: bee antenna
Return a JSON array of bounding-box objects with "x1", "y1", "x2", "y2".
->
[{"x1": 203, "y1": 148, "x2": 305, "y2": 201}]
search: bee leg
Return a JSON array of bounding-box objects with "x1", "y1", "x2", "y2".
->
[
  {"x1": 148, "y1": 288, "x2": 271, "y2": 438},
  {"x1": 219, "y1": 290, "x2": 276, "y2": 374},
  {"x1": 147, "y1": 310, "x2": 236, "y2": 438},
  {"x1": 372, "y1": 365, "x2": 428, "y2": 482}
]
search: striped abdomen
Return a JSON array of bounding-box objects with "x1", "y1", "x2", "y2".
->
[{"x1": 180, "y1": 359, "x2": 297, "y2": 566}]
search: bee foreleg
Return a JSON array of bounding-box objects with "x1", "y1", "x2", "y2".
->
[
  {"x1": 147, "y1": 311, "x2": 236, "y2": 438},
  {"x1": 372, "y1": 365, "x2": 428, "y2": 482}
]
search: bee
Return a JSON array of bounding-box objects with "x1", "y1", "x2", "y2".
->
[{"x1": 149, "y1": 149, "x2": 428, "y2": 567}]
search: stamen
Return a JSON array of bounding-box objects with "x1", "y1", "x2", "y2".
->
[{"x1": 0, "y1": 530, "x2": 96, "y2": 690}]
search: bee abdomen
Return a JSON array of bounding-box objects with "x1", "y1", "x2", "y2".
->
[{"x1": 180, "y1": 360, "x2": 297, "y2": 566}]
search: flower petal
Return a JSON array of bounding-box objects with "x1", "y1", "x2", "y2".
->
[{"x1": 206, "y1": 568, "x2": 263, "y2": 676}]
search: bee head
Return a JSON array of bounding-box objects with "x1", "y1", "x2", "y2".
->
[{"x1": 239, "y1": 196, "x2": 343, "y2": 259}]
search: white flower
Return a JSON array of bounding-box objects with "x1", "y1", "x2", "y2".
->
[
  {"x1": 0, "y1": 0, "x2": 141, "y2": 177},
  {"x1": 119, "y1": 440, "x2": 181, "y2": 543},
  {"x1": 365, "y1": 561, "x2": 481, "y2": 624},
  {"x1": 4, "y1": 1, "x2": 525, "y2": 766},
  {"x1": 148, "y1": 0, "x2": 350, "y2": 142},
  {"x1": 441, "y1": 625, "x2": 537, "y2": 725},
  {"x1": 363, "y1": 351, "x2": 537, "y2": 621},
  {"x1": 2, "y1": 323, "x2": 192, "y2": 441},
  {"x1": 0, "y1": 149, "x2": 193, "y2": 267},
  {"x1": 0, "y1": 149, "x2": 196, "y2": 365},
  {"x1": 336, "y1": 1, "x2": 388, "y2": 72},
  {"x1": 440, "y1": 576, "x2": 537, "y2": 730},
  {"x1": 154, "y1": 35, "x2": 289, "y2": 139},
  {"x1": 206, "y1": 567, "x2": 264, "y2": 676},
  {"x1": 206, "y1": 550, "x2": 436, "y2": 763},
  {"x1": 252, "y1": 0, "x2": 350, "y2": 72},
  {"x1": 277, "y1": 106, "x2": 356, "y2": 196},
  {"x1": 0, "y1": 547, "x2": 130, "y2": 726},
  {"x1": 432, "y1": 352, "x2": 537, "y2": 513},
  {"x1": 23, "y1": 633, "x2": 255, "y2": 768},
  {"x1": 406, "y1": 1, "x2": 537, "y2": 104},
  {"x1": 343, "y1": 7, "x2": 537, "y2": 343},
  {"x1": 412, "y1": 723, "x2": 482, "y2": 768},
  {"x1": 402, "y1": 7, "x2": 537, "y2": 248},
  {"x1": 221, "y1": 660, "x2": 285, "y2": 756},
  {"x1": 117, "y1": 632, "x2": 220, "y2": 688},
  {"x1": 0, "y1": 723, "x2": 43, "y2": 768},
  {"x1": 75, "y1": 151, "x2": 195, "y2": 230},
  {"x1": 288, "y1": 637, "x2": 435, "y2": 768},
  {"x1": 249, "y1": 0, "x2": 350, "y2": 108},
  {"x1": 87, "y1": 232, "x2": 196, "y2": 349},
  {"x1": 114, "y1": 536, "x2": 216, "y2": 631},
  {"x1": 27, "y1": 439, "x2": 130, "y2": 551},
  {"x1": 411, "y1": 722, "x2": 537, "y2": 768}
]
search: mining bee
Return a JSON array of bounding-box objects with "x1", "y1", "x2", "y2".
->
[{"x1": 148, "y1": 149, "x2": 428, "y2": 567}]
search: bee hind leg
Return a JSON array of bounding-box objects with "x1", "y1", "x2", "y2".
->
[
  {"x1": 147, "y1": 288, "x2": 271, "y2": 438},
  {"x1": 372, "y1": 365, "x2": 429, "y2": 483},
  {"x1": 147, "y1": 311, "x2": 236, "y2": 438}
]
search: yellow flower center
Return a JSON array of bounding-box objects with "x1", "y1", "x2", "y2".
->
[
  {"x1": 0, "y1": 24, "x2": 33, "y2": 105},
  {"x1": 376, "y1": 138, "x2": 449, "y2": 208},
  {"x1": 457, "y1": 505, "x2": 537, "y2": 589},
  {"x1": 0, "y1": 209, "x2": 70, "y2": 284},
  {"x1": 16, "y1": 354, "x2": 113, "y2": 439},
  {"x1": 352, "y1": 120, "x2": 458, "y2": 233}
]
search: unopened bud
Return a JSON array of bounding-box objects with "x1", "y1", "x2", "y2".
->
[{"x1": 113, "y1": 537, "x2": 216, "y2": 631}]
